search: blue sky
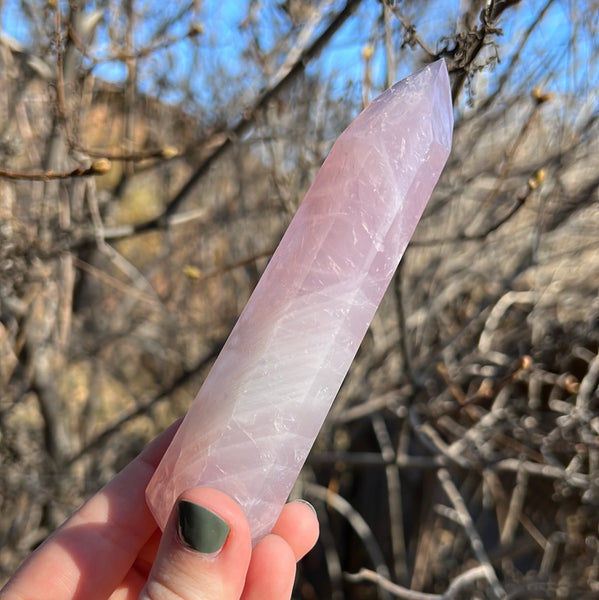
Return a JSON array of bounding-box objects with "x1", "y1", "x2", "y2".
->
[{"x1": 0, "y1": 0, "x2": 596, "y2": 121}]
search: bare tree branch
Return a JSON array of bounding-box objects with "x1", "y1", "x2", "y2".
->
[
  {"x1": 106, "y1": 0, "x2": 365, "y2": 240},
  {"x1": 0, "y1": 160, "x2": 111, "y2": 181}
]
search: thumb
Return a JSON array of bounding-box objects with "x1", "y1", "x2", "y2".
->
[{"x1": 140, "y1": 488, "x2": 252, "y2": 600}]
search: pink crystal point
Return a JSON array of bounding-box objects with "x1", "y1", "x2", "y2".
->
[{"x1": 146, "y1": 59, "x2": 453, "y2": 543}]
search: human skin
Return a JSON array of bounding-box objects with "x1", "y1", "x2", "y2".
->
[{"x1": 0, "y1": 420, "x2": 319, "y2": 600}]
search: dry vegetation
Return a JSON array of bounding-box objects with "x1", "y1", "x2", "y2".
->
[{"x1": 1, "y1": 1, "x2": 598, "y2": 598}]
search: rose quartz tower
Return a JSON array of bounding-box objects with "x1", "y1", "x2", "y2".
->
[{"x1": 147, "y1": 59, "x2": 453, "y2": 543}]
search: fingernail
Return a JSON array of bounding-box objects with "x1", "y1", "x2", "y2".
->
[
  {"x1": 295, "y1": 499, "x2": 317, "y2": 516},
  {"x1": 177, "y1": 500, "x2": 230, "y2": 554}
]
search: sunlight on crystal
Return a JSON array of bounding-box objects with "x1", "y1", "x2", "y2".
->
[{"x1": 147, "y1": 60, "x2": 453, "y2": 545}]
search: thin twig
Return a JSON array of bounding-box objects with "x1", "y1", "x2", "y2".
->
[
  {"x1": 68, "y1": 21, "x2": 202, "y2": 64},
  {"x1": 577, "y1": 351, "x2": 599, "y2": 412},
  {"x1": 308, "y1": 448, "x2": 591, "y2": 494},
  {"x1": 500, "y1": 461, "x2": 529, "y2": 546},
  {"x1": 436, "y1": 468, "x2": 505, "y2": 598},
  {"x1": 345, "y1": 569, "x2": 438, "y2": 600},
  {"x1": 0, "y1": 162, "x2": 110, "y2": 181},
  {"x1": 345, "y1": 565, "x2": 491, "y2": 599},
  {"x1": 65, "y1": 344, "x2": 220, "y2": 465},
  {"x1": 411, "y1": 182, "x2": 532, "y2": 246},
  {"x1": 409, "y1": 406, "x2": 470, "y2": 468},
  {"x1": 101, "y1": 0, "x2": 366, "y2": 240},
  {"x1": 299, "y1": 475, "x2": 345, "y2": 600},
  {"x1": 72, "y1": 257, "x2": 159, "y2": 306},
  {"x1": 54, "y1": 4, "x2": 68, "y2": 130},
  {"x1": 371, "y1": 414, "x2": 408, "y2": 582},
  {"x1": 496, "y1": 458, "x2": 588, "y2": 489},
  {"x1": 86, "y1": 178, "x2": 161, "y2": 304},
  {"x1": 447, "y1": 0, "x2": 523, "y2": 103},
  {"x1": 304, "y1": 482, "x2": 392, "y2": 598},
  {"x1": 394, "y1": 264, "x2": 415, "y2": 384},
  {"x1": 383, "y1": 2, "x2": 395, "y2": 88},
  {"x1": 476, "y1": 0, "x2": 556, "y2": 114},
  {"x1": 389, "y1": 9, "x2": 436, "y2": 57}
]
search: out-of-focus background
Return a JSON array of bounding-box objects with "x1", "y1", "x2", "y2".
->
[{"x1": 1, "y1": 1, "x2": 598, "y2": 597}]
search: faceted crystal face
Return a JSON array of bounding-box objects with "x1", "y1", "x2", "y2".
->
[{"x1": 146, "y1": 59, "x2": 453, "y2": 544}]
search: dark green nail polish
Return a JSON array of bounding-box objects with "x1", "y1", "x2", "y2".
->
[
  {"x1": 295, "y1": 499, "x2": 317, "y2": 516},
  {"x1": 177, "y1": 500, "x2": 230, "y2": 554}
]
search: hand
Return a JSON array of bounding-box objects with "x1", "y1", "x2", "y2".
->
[{"x1": 0, "y1": 421, "x2": 319, "y2": 600}]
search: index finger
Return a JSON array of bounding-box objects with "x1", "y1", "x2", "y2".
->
[{"x1": 0, "y1": 420, "x2": 180, "y2": 600}]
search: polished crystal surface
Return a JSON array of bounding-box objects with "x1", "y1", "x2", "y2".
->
[{"x1": 146, "y1": 59, "x2": 453, "y2": 544}]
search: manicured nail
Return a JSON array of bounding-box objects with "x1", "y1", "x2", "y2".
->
[
  {"x1": 177, "y1": 500, "x2": 230, "y2": 554},
  {"x1": 295, "y1": 499, "x2": 317, "y2": 516}
]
